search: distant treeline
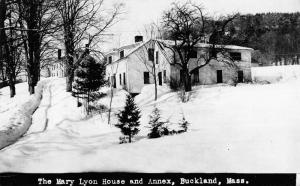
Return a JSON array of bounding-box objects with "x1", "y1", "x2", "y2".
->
[{"x1": 227, "y1": 12, "x2": 300, "y2": 66}]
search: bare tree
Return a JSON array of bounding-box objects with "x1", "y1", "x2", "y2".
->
[
  {"x1": 0, "y1": 0, "x2": 7, "y2": 84},
  {"x1": 39, "y1": 39, "x2": 57, "y2": 71},
  {"x1": 0, "y1": 0, "x2": 24, "y2": 97},
  {"x1": 7, "y1": 16, "x2": 24, "y2": 98},
  {"x1": 55, "y1": 0, "x2": 123, "y2": 92},
  {"x1": 134, "y1": 23, "x2": 166, "y2": 101},
  {"x1": 134, "y1": 40, "x2": 158, "y2": 101},
  {"x1": 17, "y1": 0, "x2": 58, "y2": 94},
  {"x1": 159, "y1": 1, "x2": 238, "y2": 92},
  {"x1": 107, "y1": 61, "x2": 119, "y2": 126},
  {"x1": 143, "y1": 22, "x2": 164, "y2": 41},
  {"x1": 0, "y1": 54, "x2": 6, "y2": 83}
]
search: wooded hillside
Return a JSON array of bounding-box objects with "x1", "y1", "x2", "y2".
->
[{"x1": 227, "y1": 13, "x2": 300, "y2": 66}]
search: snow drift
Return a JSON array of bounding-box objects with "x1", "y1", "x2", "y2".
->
[
  {"x1": 252, "y1": 65, "x2": 300, "y2": 83},
  {"x1": 135, "y1": 84, "x2": 171, "y2": 106},
  {"x1": 1, "y1": 66, "x2": 300, "y2": 173},
  {"x1": 0, "y1": 79, "x2": 49, "y2": 150}
]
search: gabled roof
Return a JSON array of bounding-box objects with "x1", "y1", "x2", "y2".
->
[
  {"x1": 105, "y1": 40, "x2": 152, "y2": 64},
  {"x1": 105, "y1": 42, "x2": 144, "y2": 56},
  {"x1": 106, "y1": 39, "x2": 253, "y2": 65}
]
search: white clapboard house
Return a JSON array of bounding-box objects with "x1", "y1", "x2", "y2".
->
[
  {"x1": 105, "y1": 36, "x2": 253, "y2": 94},
  {"x1": 48, "y1": 49, "x2": 66, "y2": 78}
]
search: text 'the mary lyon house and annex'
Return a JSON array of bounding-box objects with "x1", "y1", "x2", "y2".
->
[{"x1": 105, "y1": 36, "x2": 253, "y2": 94}]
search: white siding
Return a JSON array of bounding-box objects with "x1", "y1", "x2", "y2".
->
[
  {"x1": 127, "y1": 41, "x2": 171, "y2": 93},
  {"x1": 105, "y1": 40, "x2": 253, "y2": 93},
  {"x1": 49, "y1": 62, "x2": 65, "y2": 78},
  {"x1": 171, "y1": 48, "x2": 252, "y2": 84},
  {"x1": 106, "y1": 59, "x2": 127, "y2": 90}
]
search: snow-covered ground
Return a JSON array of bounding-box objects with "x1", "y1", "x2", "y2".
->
[
  {"x1": 252, "y1": 65, "x2": 300, "y2": 83},
  {"x1": 0, "y1": 82, "x2": 31, "y2": 131},
  {"x1": 0, "y1": 80, "x2": 48, "y2": 150},
  {"x1": 0, "y1": 65, "x2": 300, "y2": 173}
]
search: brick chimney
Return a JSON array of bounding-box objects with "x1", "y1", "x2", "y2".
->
[
  {"x1": 134, "y1": 36, "x2": 143, "y2": 43},
  {"x1": 58, "y1": 49, "x2": 62, "y2": 60}
]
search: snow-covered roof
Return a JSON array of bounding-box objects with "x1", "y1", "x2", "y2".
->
[
  {"x1": 106, "y1": 39, "x2": 253, "y2": 65},
  {"x1": 195, "y1": 43, "x2": 253, "y2": 50},
  {"x1": 105, "y1": 40, "x2": 151, "y2": 65},
  {"x1": 105, "y1": 42, "x2": 144, "y2": 56},
  {"x1": 155, "y1": 39, "x2": 253, "y2": 50}
]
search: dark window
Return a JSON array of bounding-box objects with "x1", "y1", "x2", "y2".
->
[
  {"x1": 144, "y1": 72, "x2": 150, "y2": 84},
  {"x1": 163, "y1": 70, "x2": 167, "y2": 83},
  {"x1": 123, "y1": 73, "x2": 126, "y2": 85},
  {"x1": 211, "y1": 51, "x2": 217, "y2": 58},
  {"x1": 230, "y1": 52, "x2": 242, "y2": 61},
  {"x1": 217, "y1": 70, "x2": 223, "y2": 83},
  {"x1": 189, "y1": 50, "x2": 197, "y2": 58},
  {"x1": 120, "y1": 50, "x2": 124, "y2": 59},
  {"x1": 58, "y1": 49, "x2": 61, "y2": 59},
  {"x1": 210, "y1": 49, "x2": 218, "y2": 58},
  {"x1": 108, "y1": 77, "x2": 110, "y2": 86},
  {"x1": 108, "y1": 56, "x2": 112, "y2": 64},
  {"x1": 119, "y1": 74, "x2": 122, "y2": 85},
  {"x1": 193, "y1": 69, "x2": 199, "y2": 83},
  {"x1": 238, "y1": 71, "x2": 244, "y2": 83},
  {"x1": 148, "y1": 48, "x2": 154, "y2": 61},
  {"x1": 158, "y1": 72, "x2": 162, "y2": 86},
  {"x1": 112, "y1": 74, "x2": 116, "y2": 88},
  {"x1": 156, "y1": 51, "x2": 159, "y2": 64}
]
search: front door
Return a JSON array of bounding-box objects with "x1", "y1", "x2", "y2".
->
[
  {"x1": 238, "y1": 71, "x2": 244, "y2": 83},
  {"x1": 217, "y1": 70, "x2": 223, "y2": 83},
  {"x1": 158, "y1": 72, "x2": 162, "y2": 86}
]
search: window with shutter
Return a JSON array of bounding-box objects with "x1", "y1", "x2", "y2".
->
[
  {"x1": 148, "y1": 48, "x2": 154, "y2": 61},
  {"x1": 144, "y1": 72, "x2": 150, "y2": 84},
  {"x1": 123, "y1": 73, "x2": 126, "y2": 85}
]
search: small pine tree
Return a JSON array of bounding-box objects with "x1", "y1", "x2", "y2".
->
[
  {"x1": 148, "y1": 107, "x2": 167, "y2": 138},
  {"x1": 115, "y1": 94, "x2": 141, "y2": 143},
  {"x1": 73, "y1": 55, "x2": 106, "y2": 114},
  {"x1": 179, "y1": 115, "x2": 189, "y2": 132}
]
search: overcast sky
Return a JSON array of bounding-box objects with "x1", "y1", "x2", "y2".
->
[{"x1": 104, "y1": 0, "x2": 300, "y2": 49}]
